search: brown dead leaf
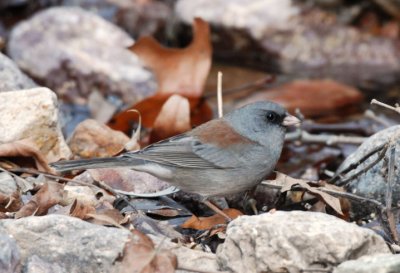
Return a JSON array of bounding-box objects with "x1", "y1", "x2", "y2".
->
[
  {"x1": 109, "y1": 96, "x2": 211, "y2": 135},
  {"x1": 150, "y1": 95, "x2": 191, "y2": 143},
  {"x1": 86, "y1": 210, "x2": 125, "y2": 228},
  {"x1": 108, "y1": 17, "x2": 212, "y2": 138},
  {"x1": 15, "y1": 181, "x2": 65, "y2": 218},
  {"x1": 130, "y1": 18, "x2": 211, "y2": 96},
  {"x1": 0, "y1": 191, "x2": 23, "y2": 213},
  {"x1": 69, "y1": 199, "x2": 96, "y2": 219},
  {"x1": 277, "y1": 172, "x2": 343, "y2": 216},
  {"x1": 118, "y1": 229, "x2": 177, "y2": 273},
  {"x1": 0, "y1": 139, "x2": 53, "y2": 173},
  {"x1": 239, "y1": 79, "x2": 363, "y2": 118},
  {"x1": 181, "y1": 209, "x2": 243, "y2": 230}
]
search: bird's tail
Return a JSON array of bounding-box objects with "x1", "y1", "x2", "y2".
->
[{"x1": 51, "y1": 157, "x2": 136, "y2": 172}]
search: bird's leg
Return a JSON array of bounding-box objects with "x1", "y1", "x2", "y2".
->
[{"x1": 201, "y1": 197, "x2": 232, "y2": 222}]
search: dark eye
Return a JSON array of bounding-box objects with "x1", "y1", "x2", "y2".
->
[{"x1": 266, "y1": 112, "x2": 277, "y2": 122}]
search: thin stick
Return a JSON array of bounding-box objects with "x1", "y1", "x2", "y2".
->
[
  {"x1": 385, "y1": 143, "x2": 399, "y2": 243},
  {"x1": 371, "y1": 99, "x2": 400, "y2": 115},
  {"x1": 217, "y1": 71, "x2": 223, "y2": 118},
  {"x1": 330, "y1": 143, "x2": 387, "y2": 183},
  {"x1": 285, "y1": 130, "x2": 366, "y2": 145},
  {"x1": 261, "y1": 181, "x2": 384, "y2": 208}
]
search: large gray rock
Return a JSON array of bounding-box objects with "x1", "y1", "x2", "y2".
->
[
  {"x1": 0, "y1": 87, "x2": 71, "y2": 162},
  {"x1": 335, "y1": 125, "x2": 400, "y2": 217},
  {"x1": 0, "y1": 215, "x2": 132, "y2": 273},
  {"x1": 0, "y1": 232, "x2": 21, "y2": 273},
  {"x1": 217, "y1": 211, "x2": 390, "y2": 273},
  {"x1": 175, "y1": 0, "x2": 400, "y2": 89},
  {"x1": 334, "y1": 254, "x2": 400, "y2": 273},
  {"x1": 8, "y1": 7, "x2": 156, "y2": 105},
  {"x1": 0, "y1": 52, "x2": 36, "y2": 91}
]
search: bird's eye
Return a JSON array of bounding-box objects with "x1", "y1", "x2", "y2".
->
[{"x1": 266, "y1": 112, "x2": 277, "y2": 122}]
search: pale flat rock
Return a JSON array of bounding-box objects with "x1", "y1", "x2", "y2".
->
[
  {"x1": 0, "y1": 87, "x2": 71, "y2": 162},
  {"x1": 0, "y1": 52, "x2": 36, "y2": 92},
  {"x1": 217, "y1": 211, "x2": 390, "y2": 273},
  {"x1": 334, "y1": 254, "x2": 400, "y2": 273},
  {"x1": 8, "y1": 7, "x2": 156, "y2": 104},
  {"x1": 0, "y1": 215, "x2": 132, "y2": 273}
]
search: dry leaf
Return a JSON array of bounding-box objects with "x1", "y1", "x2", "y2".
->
[
  {"x1": 118, "y1": 229, "x2": 177, "y2": 273},
  {"x1": 15, "y1": 181, "x2": 65, "y2": 218},
  {"x1": 0, "y1": 191, "x2": 22, "y2": 213},
  {"x1": 109, "y1": 96, "x2": 211, "y2": 135},
  {"x1": 86, "y1": 210, "x2": 125, "y2": 229},
  {"x1": 181, "y1": 208, "x2": 243, "y2": 230},
  {"x1": 150, "y1": 95, "x2": 191, "y2": 142},
  {"x1": 277, "y1": 172, "x2": 343, "y2": 216},
  {"x1": 69, "y1": 199, "x2": 96, "y2": 219},
  {"x1": 108, "y1": 17, "x2": 212, "y2": 137},
  {"x1": 130, "y1": 17, "x2": 211, "y2": 96},
  {"x1": 0, "y1": 139, "x2": 53, "y2": 173},
  {"x1": 239, "y1": 79, "x2": 363, "y2": 118}
]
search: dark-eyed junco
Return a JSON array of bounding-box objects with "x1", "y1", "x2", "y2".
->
[{"x1": 52, "y1": 101, "x2": 299, "y2": 217}]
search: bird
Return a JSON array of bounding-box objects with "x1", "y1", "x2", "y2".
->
[{"x1": 52, "y1": 101, "x2": 299, "y2": 219}]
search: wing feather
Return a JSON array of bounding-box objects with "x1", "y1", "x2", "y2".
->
[{"x1": 121, "y1": 133, "x2": 244, "y2": 169}]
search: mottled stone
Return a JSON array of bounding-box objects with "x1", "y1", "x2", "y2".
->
[
  {"x1": 217, "y1": 211, "x2": 390, "y2": 273},
  {"x1": 0, "y1": 52, "x2": 36, "y2": 92},
  {"x1": 0, "y1": 215, "x2": 131, "y2": 273},
  {"x1": 334, "y1": 254, "x2": 400, "y2": 273},
  {"x1": 8, "y1": 7, "x2": 156, "y2": 105},
  {"x1": 0, "y1": 87, "x2": 71, "y2": 162}
]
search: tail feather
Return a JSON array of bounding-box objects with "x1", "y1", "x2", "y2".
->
[{"x1": 51, "y1": 157, "x2": 136, "y2": 172}]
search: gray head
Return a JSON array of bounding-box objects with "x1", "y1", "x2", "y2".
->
[{"x1": 224, "y1": 101, "x2": 298, "y2": 147}]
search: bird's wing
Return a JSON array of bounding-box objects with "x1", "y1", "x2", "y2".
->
[{"x1": 121, "y1": 133, "x2": 243, "y2": 169}]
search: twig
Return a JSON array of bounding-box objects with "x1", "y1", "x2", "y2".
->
[
  {"x1": 261, "y1": 181, "x2": 384, "y2": 209},
  {"x1": 384, "y1": 143, "x2": 399, "y2": 243},
  {"x1": 285, "y1": 130, "x2": 366, "y2": 145},
  {"x1": 371, "y1": 99, "x2": 400, "y2": 115},
  {"x1": 217, "y1": 71, "x2": 223, "y2": 118},
  {"x1": 330, "y1": 143, "x2": 387, "y2": 183},
  {"x1": 364, "y1": 109, "x2": 392, "y2": 128}
]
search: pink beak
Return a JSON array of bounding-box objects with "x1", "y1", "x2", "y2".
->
[{"x1": 283, "y1": 114, "x2": 300, "y2": 127}]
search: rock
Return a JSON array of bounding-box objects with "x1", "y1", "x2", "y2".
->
[
  {"x1": 8, "y1": 7, "x2": 156, "y2": 105},
  {"x1": 0, "y1": 52, "x2": 36, "y2": 91},
  {"x1": 175, "y1": 0, "x2": 400, "y2": 89},
  {"x1": 68, "y1": 119, "x2": 129, "y2": 158},
  {"x1": 24, "y1": 255, "x2": 66, "y2": 273},
  {"x1": 0, "y1": 232, "x2": 21, "y2": 273},
  {"x1": 334, "y1": 254, "x2": 400, "y2": 273},
  {"x1": 77, "y1": 168, "x2": 170, "y2": 194},
  {"x1": 0, "y1": 87, "x2": 71, "y2": 162},
  {"x1": 0, "y1": 215, "x2": 132, "y2": 272},
  {"x1": 63, "y1": 0, "x2": 173, "y2": 38},
  {"x1": 217, "y1": 211, "x2": 390, "y2": 273},
  {"x1": 335, "y1": 125, "x2": 400, "y2": 217}
]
